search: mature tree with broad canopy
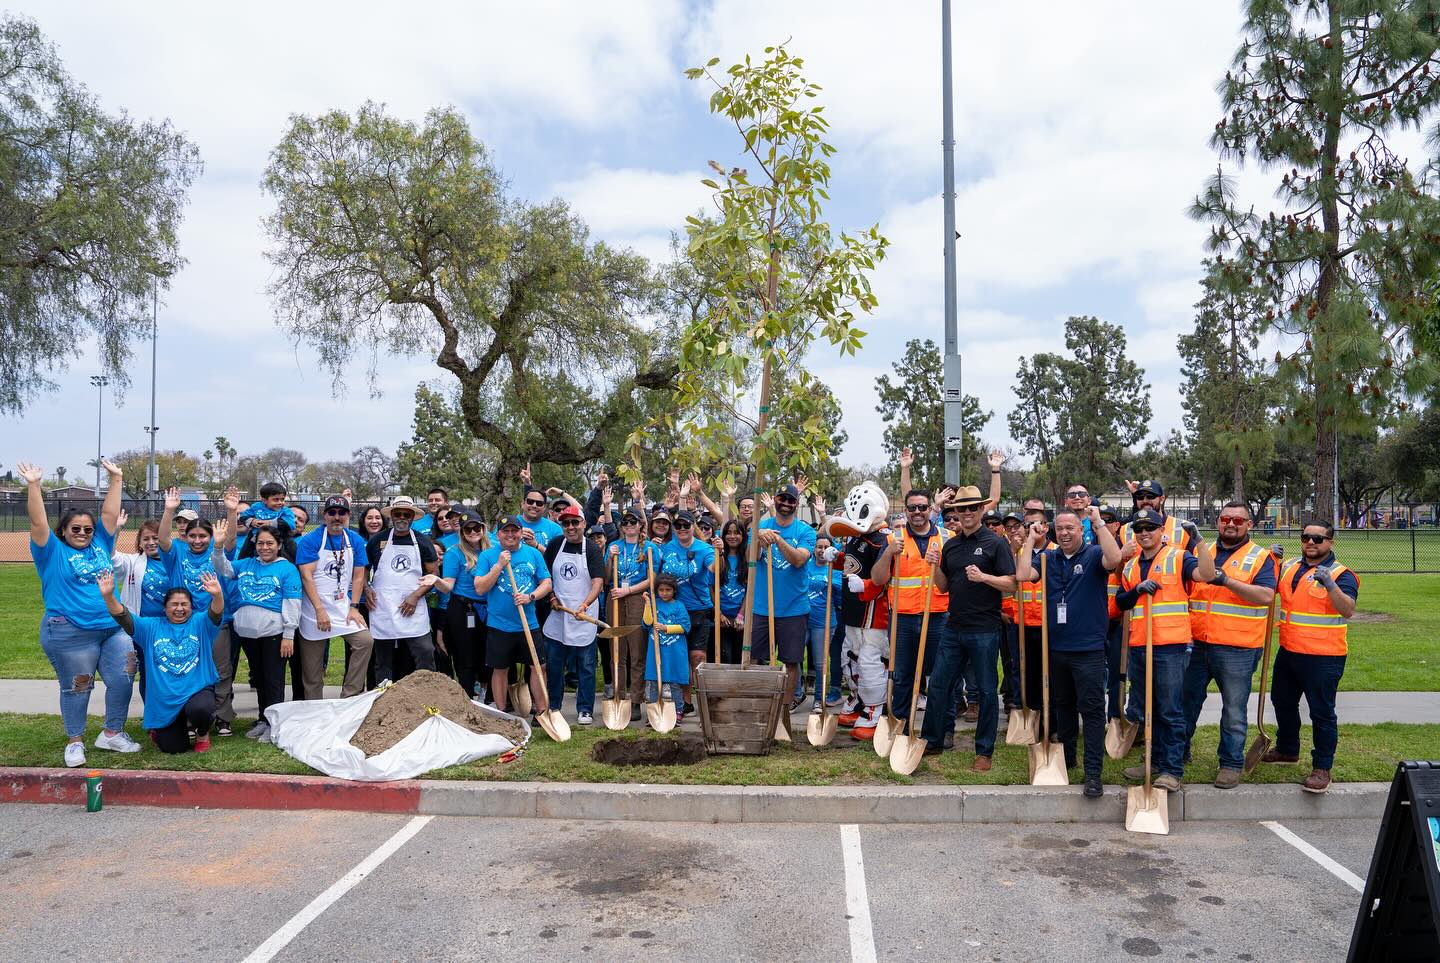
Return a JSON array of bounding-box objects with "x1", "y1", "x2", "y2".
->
[
  {"x1": 1192, "y1": 0, "x2": 1440, "y2": 523},
  {"x1": 261, "y1": 103, "x2": 674, "y2": 506},
  {"x1": 0, "y1": 15, "x2": 201, "y2": 414}
]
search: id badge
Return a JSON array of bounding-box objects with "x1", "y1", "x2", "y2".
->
[
  {"x1": 466, "y1": 610, "x2": 476, "y2": 629},
  {"x1": 1056, "y1": 603, "x2": 1068, "y2": 625}
]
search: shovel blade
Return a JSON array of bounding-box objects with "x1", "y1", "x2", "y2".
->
[
  {"x1": 601, "y1": 698, "x2": 631, "y2": 731},
  {"x1": 806, "y1": 711, "x2": 838, "y2": 747},
  {"x1": 872, "y1": 715, "x2": 895, "y2": 757},
  {"x1": 1243, "y1": 729, "x2": 1271, "y2": 775},
  {"x1": 512, "y1": 684, "x2": 533, "y2": 717},
  {"x1": 888, "y1": 733, "x2": 926, "y2": 775},
  {"x1": 1006, "y1": 708, "x2": 1040, "y2": 746},
  {"x1": 646, "y1": 700, "x2": 677, "y2": 733},
  {"x1": 1104, "y1": 717, "x2": 1139, "y2": 759},
  {"x1": 594, "y1": 627, "x2": 632, "y2": 639},
  {"x1": 1125, "y1": 786, "x2": 1170, "y2": 835},
  {"x1": 773, "y1": 714, "x2": 792, "y2": 743},
  {"x1": 537, "y1": 709, "x2": 572, "y2": 743},
  {"x1": 1028, "y1": 741, "x2": 1069, "y2": 786}
]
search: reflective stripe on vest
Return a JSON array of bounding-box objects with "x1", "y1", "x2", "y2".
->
[
  {"x1": 891, "y1": 528, "x2": 948, "y2": 615},
  {"x1": 1276, "y1": 559, "x2": 1354, "y2": 656},
  {"x1": 1017, "y1": 543, "x2": 1055, "y2": 626},
  {"x1": 1188, "y1": 541, "x2": 1271, "y2": 648},
  {"x1": 1122, "y1": 545, "x2": 1191, "y2": 645}
]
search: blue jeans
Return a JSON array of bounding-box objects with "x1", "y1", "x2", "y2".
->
[
  {"x1": 39, "y1": 613, "x2": 133, "y2": 739},
  {"x1": 1125, "y1": 643, "x2": 1191, "y2": 779},
  {"x1": 796, "y1": 624, "x2": 832, "y2": 698},
  {"x1": 545, "y1": 639, "x2": 596, "y2": 714},
  {"x1": 1271, "y1": 648, "x2": 1346, "y2": 769},
  {"x1": 893, "y1": 612, "x2": 946, "y2": 724},
  {"x1": 1000, "y1": 622, "x2": 1020, "y2": 706},
  {"x1": 1182, "y1": 641, "x2": 1261, "y2": 771},
  {"x1": 922, "y1": 627, "x2": 1001, "y2": 757},
  {"x1": 1105, "y1": 619, "x2": 1125, "y2": 719}
]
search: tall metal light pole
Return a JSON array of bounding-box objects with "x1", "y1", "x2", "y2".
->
[
  {"x1": 941, "y1": 0, "x2": 963, "y2": 485},
  {"x1": 90, "y1": 374, "x2": 110, "y2": 493},
  {"x1": 145, "y1": 281, "x2": 159, "y2": 494}
]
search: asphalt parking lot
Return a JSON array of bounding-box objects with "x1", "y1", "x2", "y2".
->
[{"x1": 0, "y1": 804, "x2": 1373, "y2": 961}]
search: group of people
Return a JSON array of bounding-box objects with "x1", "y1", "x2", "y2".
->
[{"x1": 21, "y1": 453, "x2": 1359, "y2": 796}]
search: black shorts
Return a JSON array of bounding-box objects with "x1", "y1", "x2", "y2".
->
[
  {"x1": 485, "y1": 628, "x2": 534, "y2": 668},
  {"x1": 751, "y1": 613, "x2": 808, "y2": 666},
  {"x1": 686, "y1": 609, "x2": 714, "y2": 653}
]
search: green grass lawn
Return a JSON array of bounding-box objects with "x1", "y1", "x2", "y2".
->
[
  {"x1": 0, "y1": 712, "x2": 1430, "y2": 786},
  {"x1": 1197, "y1": 526, "x2": 1440, "y2": 573},
  {"x1": 4, "y1": 564, "x2": 1434, "y2": 690}
]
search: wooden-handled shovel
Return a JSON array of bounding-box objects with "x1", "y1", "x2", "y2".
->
[
  {"x1": 888, "y1": 564, "x2": 936, "y2": 775},
  {"x1": 1243, "y1": 597, "x2": 1278, "y2": 775},
  {"x1": 505, "y1": 560, "x2": 570, "y2": 743},
  {"x1": 1105, "y1": 617, "x2": 1138, "y2": 758},
  {"x1": 713, "y1": 551, "x2": 722, "y2": 663},
  {"x1": 1125, "y1": 597, "x2": 1169, "y2": 835},
  {"x1": 600, "y1": 557, "x2": 631, "y2": 730},
  {"x1": 1028, "y1": 552, "x2": 1068, "y2": 785},
  {"x1": 550, "y1": 602, "x2": 634, "y2": 638},
  {"x1": 644, "y1": 547, "x2": 677, "y2": 733},
  {"x1": 764, "y1": 550, "x2": 791, "y2": 743},
  {"x1": 1006, "y1": 584, "x2": 1040, "y2": 746},
  {"x1": 873, "y1": 579, "x2": 901, "y2": 757},
  {"x1": 806, "y1": 558, "x2": 838, "y2": 747}
]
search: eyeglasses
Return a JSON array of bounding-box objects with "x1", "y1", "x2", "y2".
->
[
  {"x1": 1301, "y1": 534, "x2": 1330, "y2": 544},
  {"x1": 1218, "y1": 515, "x2": 1250, "y2": 524},
  {"x1": 524, "y1": 498, "x2": 545, "y2": 507},
  {"x1": 325, "y1": 508, "x2": 349, "y2": 517},
  {"x1": 905, "y1": 504, "x2": 930, "y2": 513},
  {"x1": 68, "y1": 525, "x2": 94, "y2": 535}
]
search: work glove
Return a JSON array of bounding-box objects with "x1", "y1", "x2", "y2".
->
[
  {"x1": 1181, "y1": 519, "x2": 1200, "y2": 542},
  {"x1": 1269, "y1": 543, "x2": 1284, "y2": 559},
  {"x1": 1312, "y1": 566, "x2": 1335, "y2": 588},
  {"x1": 1136, "y1": 579, "x2": 1160, "y2": 596},
  {"x1": 846, "y1": 573, "x2": 866, "y2": 594},
  {"x1": 1210, "y1": 570, "x2": 1228, "y2": 587}
]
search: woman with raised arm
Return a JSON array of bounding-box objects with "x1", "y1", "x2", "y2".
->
[
  {"x1": 156, "y1": 486, "x2": 217, "y2": 603},
  {"x1": 20, "y1": 460, "x2": 140, "y2": 767}
]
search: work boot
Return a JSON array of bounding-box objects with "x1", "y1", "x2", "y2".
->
[
  {"x1": 1302, "y1": 769, "x2": 1332, "y2": 794},
  {"x1": 1083, "y1": 775, "x2": 1103, "y2": 798},
  {"x1": 1214, "y1": 768, "x2": 1242, "y2": 790},
  {"x1": 970, "y1": 755, "x2": 992, "y2": 773},
  {"x1": 963, "y1": 705, "x2": 978, "y2": 724},
  {"x1": 1262, "y1": 749, "x2": 1300, "y2": 764},
  {"x1": 1153, "y1": 773, "x2": 1182, "y2": 792},
  {"x1": 629, "y1": 705, "x2": 641, "y2": 723},
  {"x1": 1123, "y1": 766, "x2": 1145, "y2": 782},
  {"x1": 923, "y1": 743, "x2": 943, "y2": 757},
  {"x1": 943, "y1": 732, "x2": 955, "y2": 750}
]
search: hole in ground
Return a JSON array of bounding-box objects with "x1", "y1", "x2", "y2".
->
[{"x1": 591, "y1": 734, "x2": 708, "y2": 766}]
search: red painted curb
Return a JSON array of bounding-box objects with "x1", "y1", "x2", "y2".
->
[{"x1": 0, "y1": 767, "x2": 421, "y2": 812}]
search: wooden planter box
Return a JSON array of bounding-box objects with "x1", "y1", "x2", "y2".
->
[{"x1": 694, "y1": 663, "x2": 789, "y2": 755}]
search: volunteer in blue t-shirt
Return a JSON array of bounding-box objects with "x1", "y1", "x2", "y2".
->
[
  {"x1": 20, "y1": 459, "x2": 141, "y2": 768},
  {"x1": 437, "y1": 512, "x2": 491, "y2": 698},
  {"x1": 516, "y1": 485, "x2": 563, "y2": 551},
  {"x1": 659, "y1": 510, "x2": 716, "y2": 712},
  {"x1": 752, "y1": 484, "x2": 818, "y2": 716},
  {"x1": 1015, "y1": 504, "x2": 1123, "y2": 798},
  {"x1": 713, "y1": 520, "x2": 748, "y2": 664},
  {"x1": 157, "y1": 487, "x2": 218, "y2": 605},
  {"x1": 98, "y1": 566, "x2": 224, "y2": 754},
  {"x1": 606, "y1": 506, "x2": 653, "y2": 710},
  {"x1": 800, "y1": 534, "x2": 843, "y2": 701},
  {"x1": 475, "y1": 515, "x2": 553, "y2": 717}
]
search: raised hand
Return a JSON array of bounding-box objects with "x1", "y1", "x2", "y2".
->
[
  {"x1": 95, "y1": 569, "x2": 115, "y2": 598},
  {"x1": 16, "y1": 462, "x2": 43, "y2": 485},
  {"x1": 214, "y1": 518, "x2": 229, "y2": 544},
  {"x1": 117, "y1": 509, "x2": 129, "y2": 529},
  {"x1": 200, "y1": 571, "x2": 223, "y2": 599},
  {"x1": 520, "y1": 462, "x2": 532, "y2": 485},
  {"x1": 600, "y1": 484, "x2": 612, "y2": 505},
  {"x1": 812, "y1": 494, "x2": 826, "y2": 515},
  {"x1": 1124, "y1": 479, "x2": 1139, "y2": 494},
  {"x1": 988, "y1": 448, "x2": 1005, "y2": 471},
  {"x1": 936, "y1": 485, "x2": 956, "y2": 507},
  {"x1": 164, "y1": 487, "x2": 182, "y2": 510},
  {"x1": 101, "y1": 459, "x2": 122, "y2": 479},
  {"x1": 718, "y1": 478, "x2": 735, "y2": 500},
  {"x1": 760, "y1": 492, "x2": 775, "y2": 514},
  {"x1": 899, "y1": 447, "x2": 914, "y2": 469},
  {"x1": 224, "y1": 486, "x2": 241, "y2": 512},
  {"x1": 597, "y1": 468, "x2": 609, "y2": 488},
  {"x1": 687, "y1": 471, "x2": 702, "y2": 494},
  {"x1": 632, "y1": 478, "x2": 647, "y2": 502},
  {"x1": 793, "y1": 471, "x2": 809, "y2": 494}
]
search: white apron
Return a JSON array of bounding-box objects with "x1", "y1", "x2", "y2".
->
[
  {"x1": 368, "y1": 536, "x2": 431, "y2": 640},
  {"x1": 542, "y1": 546, "x2": 598, "y2": 647},
  {"x1": 300, "y1": 530, "x2": 363, "y2": 638}
]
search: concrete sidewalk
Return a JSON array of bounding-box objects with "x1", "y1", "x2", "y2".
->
[{"x1": 1, "y1": 678, "x2": 1436, "y2": 724}]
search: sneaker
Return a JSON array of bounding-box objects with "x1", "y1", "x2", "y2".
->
[
  {"x1": 577, "y1": 711, "x2": 594, "y2": 726},
  {"x1": 64, "y1": 742, "x2": 86, "y2": 768},
  {"x1": 1083, "y1": 775, "x2": 1103, "y2": 798},
  {"x1": 825, "y1": 687, "x2": 843, "y2": 707},
  {"x1": 789, "y1": 696, "x2": 806, "y2": 713},
  {"x1": 837, "y1": 711, "x2": 862, "y2": 726},
  {"x1": 95, "y1": 730, "x2": 141, "y2": 754},
  {"x1": 681, "y1": 702, "x2": 695, "y2": 715},
  {"x1": 194, "y1": 736, "x2": 211, "y2": 753},
  {"x1": 1153, "y1": 773, "x2": 1182, "y2": 792},
  {"x1": 1213, "y1": 768, "x2": 1242, "y2": 790},
  {"x1": 943, "y1": 732, "x2": 955, "y2": 750},
  {"x1": 245, "y1": 721, "x2": 270, "y2": 741},
  {"x1": 1302, "y1": 768, "x2": 1332, "y2": 794},
  {"x1": 216, "y1": 722, "x2": 234, "y2": 737},
  {"x1": 917, "y1": 694, "x2": 928, "y2": 711},
  {"x1": 851, "y1": 725, "x2": 876, "y2": 741}
]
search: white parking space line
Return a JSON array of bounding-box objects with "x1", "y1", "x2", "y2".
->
[
  {"x1": 240, "y1": 815, "x2": 434, "y2": 963},
  {"x1": 840, "y1": 824, "x2": 878, "y2": 963},
  {"x1": 1261, "y1": 820, "x2": 1365, "y2": 894}
]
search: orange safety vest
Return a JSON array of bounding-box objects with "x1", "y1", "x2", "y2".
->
[
  {"x1": 890, "y1": 526, "x2": 949, "y2": 615},
  {"x1": 1188, "y1": 541, "x2": 1272, "y2": 648},
  {"x1": 1016, "y1": 541, "x2": 1058, "y2": 627},
  {"x1": 1106, "y1": 569, "x2": 1121, "y2": 621},
  {"x1": 1122, "y1": 514, "x2": 1186, "y2": 549},
  {"x1": 1120, "y1": 545, "x2": 1192, "y2": 646},
  {"x1": 1277, "y1": 559, "x2": 1356, "y2": 656}
]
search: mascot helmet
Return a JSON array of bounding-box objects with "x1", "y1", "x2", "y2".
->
[{"x1": 825, "y1": 481, "x2": 890, "y2": 539}]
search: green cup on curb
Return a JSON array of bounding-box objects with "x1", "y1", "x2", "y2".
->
[{"x1": 85, "y1": 770, "x2": 103, "y2": 812}]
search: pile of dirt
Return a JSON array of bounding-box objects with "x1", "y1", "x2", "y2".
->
[
  {"x1": 591, "y1": 733, "x2": 708, "y2": 766},
  {"x1": 350, "y1": 670, "x2": 528, "y2": 757}
]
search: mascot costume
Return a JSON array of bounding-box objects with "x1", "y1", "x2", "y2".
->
[{"x1": 821, "y1": 481, "x2": 893, "y2": 740}]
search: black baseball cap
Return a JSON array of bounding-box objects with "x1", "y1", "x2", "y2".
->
[
  {"x1": 323, "y1": 495, "x2": 350, "y2": 513},
  {"x1": 496, "y1": 514, "x2": 523, "y2": 530},
  {"x1": 586, "y1": 523, "x2": 606, "y2": 537},
  {"x1": 458, "y1": 510, "x2": 486, "y2": 529},
  {"x1": 673, "y1": 510, "x2": 695, "y2": 526},
  {"x1": 1134, "y1": 479, "x2": 1165, "y2": 497},
  {"x1": 1099, "y1": 504, "x2": 1120, "y2": 522},
  {"x1": 1130, "y1": 507, "x2": 1165, "y2": 531},
  {"x1": 1002, "y1": 512, "x2": 1023, "y2": 524},
  {"x1": 775, "y1": 483, "x2": 801, "y2": 501},
  {"x1": 621, "y1": 506, "x2": 641, "y2": 522},
  {"x1": 981, "y1": 510, "x2": 1002, "y2": 525},
  {"x1": 697, "y1": 513, "x2": 717, "y2": 529}
]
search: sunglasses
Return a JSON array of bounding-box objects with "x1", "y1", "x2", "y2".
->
[
  {"x1": 953, "y1": 504, "x2": 983, "y2": 514},
  {"x1": 1301, "y1": 534, "x2": 1330, "y2": 544},
  {"x1": 775, "y1": 495, "x2": 798, "y2": 505},
  {"x1": 905, "y1": 504, "x2": 931, "y2": 513},
  {"x1": 1133, "y1": 526, "x2": 1158, "y2": 534},
  {"x1": 984, "y1": 520, "x2": 1002, "y2": 528},
  {"x1": 68, "y1": 525, "x2": 95, "y2": 535},
  {"x1": 622, "y1": 518, "x2": 639, "y2": 525},
  {"x1": 1135, "y1": 491, "x2": 1160, "y2": 499},
  {"x1": 561, "y1": 519, "x2": 583, "y2": 528},
  {"x1": 1065, "y1": 490, "x2": 1088, "y2": 498},
  {"x1": 673, "y1": 522, "x2": 692, "y2": 530},
  {"x1": 1218, "y1": 515, "x2": 1250, "y2": 524},
  {"x1": 325, "y1": 508, "x2": 349, "y2": 517},
  {"x1": 524, "y1": 498, "x2": 545, "y2": 507}
]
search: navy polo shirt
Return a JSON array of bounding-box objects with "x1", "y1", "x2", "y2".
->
[{"x1": 1024, "y1": 543, "x2": 1113, "y2": 652}]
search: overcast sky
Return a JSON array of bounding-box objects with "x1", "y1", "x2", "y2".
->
[{"x1": 4, "y1": 1, "x2": 1257, "y2": 484}]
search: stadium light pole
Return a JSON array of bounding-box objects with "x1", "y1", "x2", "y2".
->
[
  {"x1": 144, "y1": 280, "x2": 159, "y2": 495},
  {"x1": 90, "y1": 374, "x2": 110, "y2": 494},
  {"x1": 941, "y1": 0, "x2": 963, "y2": 486}
]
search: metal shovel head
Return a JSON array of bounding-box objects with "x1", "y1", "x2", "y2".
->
[
  {"x1": 601, "y1": 697, "x2": 631, "y2": 731},
  {"x1": 774, "y1": 713, "x2": 792, "y2": 743},
  {"x1": 536, "y1": 708, "x2": 572, "y2": 743},
  {"x1": 1028, "y1": 741, "x2": 1069, "y2": 786},
  {"x1": 1006, "y1": 708, "x2": 1040, "y2": 746},
  {"x1": 1105, "y1": 717, "x2": 1139, "y2": 759},
  {"x1": 806, "y1": 709, "x2": 838, "y2": 747},
  {"x1": 888, "y1": 731, "x2": 926, "y2": 775},
  {"x1": 1243, "y1": 728, "x2": 1271, "y2": 775},
  {"x1": 594, "y1": 625, "x2": 636, "y2": 639},
  {"x1": 872, "y1": 714, "x2": 895, "y2": 757},
  {"x1": 512, "y1": 683, "x2": 532, "y2": 717},
  {"x1": 646, "y1": 700, "x2": 677, "y2": 733},
  {"x1": 1125, "y1": 785, "x2": 1170, "y2": 835}
]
